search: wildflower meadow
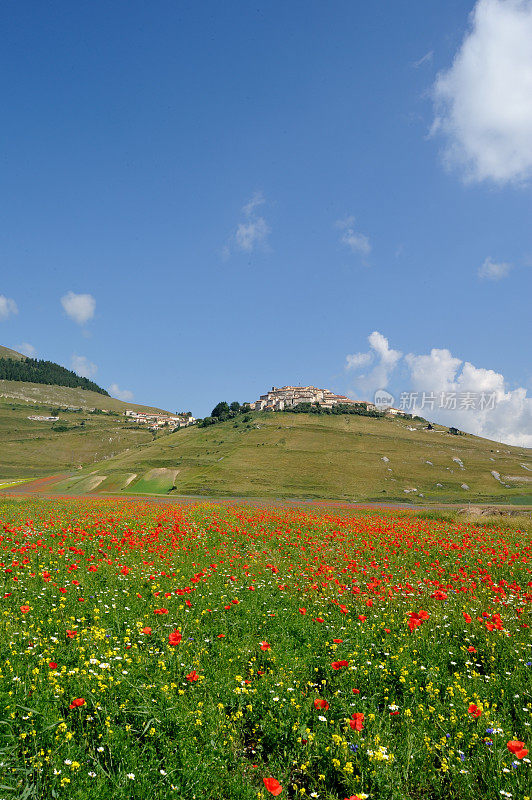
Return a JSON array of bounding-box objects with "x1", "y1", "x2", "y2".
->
[{"x1": 0, "y1": 497, "x2": 530, "y2": 800}]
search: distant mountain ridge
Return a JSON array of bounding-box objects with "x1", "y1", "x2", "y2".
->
[{"x1": 0, "y1": 345, "x2": 108, "y2": 395}]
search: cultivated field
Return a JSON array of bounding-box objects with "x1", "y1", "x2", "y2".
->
[
  {"x1": 54, "y1": 411, "x2": 532, "y2": 504},
  {"x1": 0, "y1": 498, "x2": 530, "y2": 799}
]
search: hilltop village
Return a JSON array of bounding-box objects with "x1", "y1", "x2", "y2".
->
[{"x1": 248, "y1": 385, "x2": 408, "y2": 415}]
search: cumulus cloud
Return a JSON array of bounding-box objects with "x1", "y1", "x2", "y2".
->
[
  {"x1": 405, "y1": 348, "x2": 464, "y2": 392},
  {"x1": 108, "y1": 383, "x2": 134, "y2": 401},
  {"x1": 0, "y1": 295, "x2": 18, "y2": 321},
  {"x1": 225, "y1": 192, "x2": 270, "y2": 256},
  {"x1": 432, "y1": 0, "x2": 532, "y2": 184},
  {"x1": 478, "y1": 256, "x2": 512, "y2": 279},
  {"x1": 345, "y1": 332, "x2": 532, "y2": 445},
  {"x1": 61, "y1": 291, "x2": 96, "y2": 325},
  {"x1": 336, "y1": 216, "x2": 371, "y2": 257},
  {"x1": 405, "y1": 346, "x2": 532, "y2": 446},
  {"x1": 346, "y1": 331, "x2": 402, "y2": 396},
  {"x1": 71, "y1": 354, "x2": 97, "y2": 379},
  {"x1": 17, "y1": 342, "x2": 37, "y2": 357}
]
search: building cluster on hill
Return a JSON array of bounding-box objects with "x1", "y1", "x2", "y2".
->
[
  {"x1": 249, "y1": 385, "x2": 377, "y2": 412},
  {"x1": 124, "y1": 410, "x2": 196, "y2": 431}
]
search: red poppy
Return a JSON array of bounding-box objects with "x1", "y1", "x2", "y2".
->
[
  {"x1": 168, "y1": 630, "x2": 182, "y2": 646},
  {"x1": 507, "y1": 740, "x2": 528, "y2": 758},
  {"x1": 66, "y1": 630, "x2": 77, "y2": 638},
  {"x1": 263, "y1": 777, "x2": 283, "y2": 796},
  {"x1": 299, "y1": 607, "x2": 307, "y2": 614},
  {"x1": 463, "y1": 612, "x2": 472, "y2": 623},
  {"x1": 349, "y1": 712, "x2": 365, "y2": 731},
  {"x1": 468, "y1": 703, "x2": 482, "y2": 718},
  {"x1": 331, "y1": 660, "x2": 349, "y2": 670},
  {"x1": 467, "y1": 646, "x2": 477, "y2": 653},
  {"x1": 315, "y1": 617, "x2": 325, "y2": 623},
  {"x1": 186, "y1": 670, "x2": 199, "y2": 682},
  {"x1": 154, "y1": 608, "x2": 168, "y2": 615},
  {"x1": 333, "y1": 638, "x2": 343, "y2": 643},
  {"x1": 352, "y1": 688, "x2": 360, "y2": 694},
  {"x1": 48, "y1": 662, "x2": 57, "y2": 669},
  {"x1": 141, "y1": 627, "x2": 152, "y2": 635},
  {"x1": 20, "y1": 605, "x2": 30, "y2": 613},
  {"x1": 314, "y1": 698, "x2": 329, "y2": 710},
  {"x1": 69, "y1": 698, "x2": 86, "y2": 710},
  {"x1": 260, "y1": 641, "x2": 271, "y2": 651},
  {"x1": 358, "y1": 615, "x2": 367, "y2": 622}
]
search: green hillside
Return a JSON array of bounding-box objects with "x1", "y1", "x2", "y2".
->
[
  {"x1": 53, "y1": 411, "x2": 532, "y2": 504},
  {"x1": 0, "y1": 379, "x2": 168, "y2": 414},
  {"x1": 0, "y1": 386, "x2": 173, "y2": 480},
  {"x1": 0, "y1": 345, "x2": 27, "y2": 361}
]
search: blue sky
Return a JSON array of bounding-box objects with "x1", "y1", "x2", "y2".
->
[{"x1": 1, "y1": 1, "x2": 531, "y2": 444}]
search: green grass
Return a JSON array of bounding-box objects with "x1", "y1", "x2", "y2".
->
[
  {"x1": 0, "y1": 344, "x2": 27, "y2": 360},
  {"x1": 0, "y1": 394, "x2": 173, "y2": 479},
  {"x1": 0, "y1": 377, "x2": 169, "y2": 414},
  {"x1": 124, "y1": 468, "x2": 178, "y2": 495},
  {"x1": 54, "y1": 411, "x2": 532, "y2": 505}
]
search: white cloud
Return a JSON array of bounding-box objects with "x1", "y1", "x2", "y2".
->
[
  {"x1": 61, "y1": 291, "x2": 96, "y2": 325},
  {"x1": 71, "y1": 354, "x2": 97, "y2": 379},
  {"x1": 405, "y1": 346, "x2": 532, "y2": 447},
  {"x1": 336, "y1": 216, "x2": 371, "y2": 257},
  {"x1": 226, "y1": 192, "x2": 270, "y2": 255},
  {"x1": 405, "y1": 348, "x2": 463, "y2": 392},
  {"x1": 432, "y1": 0, "x2": 532, "y2": 184},
  {"x1": 478, "y1": 256, "x2": 512, "y2": 279},
  {"x1": 17, "y1": 342, "x2": 37, "y2": 357},
  {"x1": 235, "y1": 217, "x2": 270, "y2": 252},
  {"x1": 345, "y1": 333, "x2": 532, "y2": 446},
  {"x1": 108, "y1": 383, "x2": 134, "y2": 401},
  {"x1": 0, "y1": 295, "x2": 18, "y2": 321},
  {"x1": 346, "y1": 330, "x2": 402, "y2": 396},
  {"x1": 242, "y1": 191, "x2": 266, "y2": 217},
  {"x1": 346, "y1": 352, "x2": 372, "y2": 369}
]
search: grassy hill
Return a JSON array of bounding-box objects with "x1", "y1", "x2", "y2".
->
[
  {"x1": 0, "y1": 381, "x2": 174, "y2": 480},
  {"x1": 0, "y1": 345, "x2": 27, "y2": 361},
  {"x1": 53, "y1": 410, "x2": 532, "y2": 504},
  {"x1": 0, "y1": 378, "x2": 168, "y2": 414}
]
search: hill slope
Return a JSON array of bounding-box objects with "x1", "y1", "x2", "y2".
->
[
  {"x1": 54, "y1": 411, "x2": 532, "y2": 503},
  {"x1": 0, "y1": 345, "x2": 27, "y2": 361},
  {"x1": 0, "y1": 378, "x2": 168, "y2": 414},
  {"x1": 0, "y1": 387, "x2": 173, "y2": 480},
  {"x1": 0, "y1": 345, "x2": 109, "y2": 394}
]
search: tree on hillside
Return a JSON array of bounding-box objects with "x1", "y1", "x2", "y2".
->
[
  {"x1": 230, "y1": 401, "x2": 241, "y2": 413},
  {"x1": 211, "y1": 401, "x2": 230, "y2": 419}
]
